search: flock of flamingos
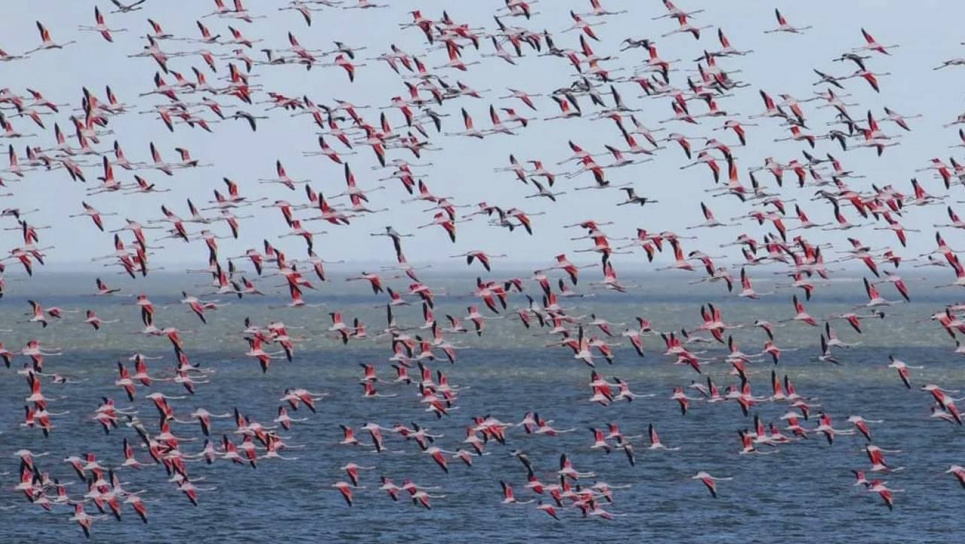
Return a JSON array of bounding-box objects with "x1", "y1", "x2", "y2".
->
[{"x1": 3, "y1": 0, "x2": 965, "y2": 536}]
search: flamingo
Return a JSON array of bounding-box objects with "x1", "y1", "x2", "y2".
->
[
  {"x1": 25, "y1": 22, "x2": 76, "y2": 54},
  {"x1": 854, "y1": 28, "x2": 900, "y2": 56},
  {"x1": 109, "y1": 0, "x2": 148, "y2": 13},
  {"x1": 765, "y1": 9, "x2": 811, "y2": 34},
  {"x1": 692, "y1": 472, "x2": 732, "y2": 498},
  {"x1": 946, "y1": 465, "x2": 965, "y2": 489},
  {"x1": 78, "y1": 7, "x2": 128, "y2": 43}
]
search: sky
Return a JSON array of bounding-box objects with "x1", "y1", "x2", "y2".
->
[{"x1": 0, "y1": 0, "x2": 964, "y2": 272}]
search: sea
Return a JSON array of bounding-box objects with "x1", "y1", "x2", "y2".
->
[{"x1": 0, "y1": 270, "x2": 963, "y2": 542}]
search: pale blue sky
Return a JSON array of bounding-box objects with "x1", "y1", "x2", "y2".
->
[{"x1": 0, "y1": 0, "x2": 963, "y2": 268}]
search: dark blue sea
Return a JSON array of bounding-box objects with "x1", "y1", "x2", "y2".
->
[{"x1": 1, "y1": 273, "x2": 964, "y2": 542}]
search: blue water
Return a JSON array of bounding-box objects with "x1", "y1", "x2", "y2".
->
[{"x1": 2, "y1": 277, "x2": 965, "y2": 543}]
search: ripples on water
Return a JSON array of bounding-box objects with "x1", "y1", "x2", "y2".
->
[{"x1": 1, "y1": 273, "x2": 964, "y2": 542}]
